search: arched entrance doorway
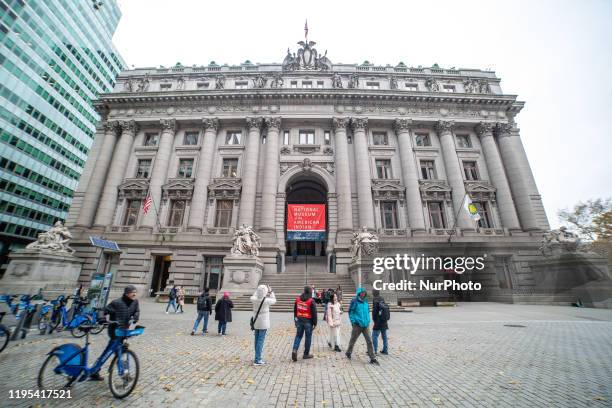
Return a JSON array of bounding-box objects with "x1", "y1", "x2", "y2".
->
[{"x1": 285, "y1": 175, "x2": 328, "y2": 260}]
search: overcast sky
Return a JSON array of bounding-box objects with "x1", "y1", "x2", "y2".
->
[{"x1": 112, "y1": 0, "x2": 612, "y2": 228}]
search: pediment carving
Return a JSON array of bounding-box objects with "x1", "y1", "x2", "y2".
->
[
  {"x1": 118, "y1": 179, "x2": 149, "y2": 200},
  {"x1": 419, "y1": 180, "x2": 452, "y2": 202},
  {"x1": 162, "y1": 178, "x2": 194, "y2": 200},
  {"x1": 208, "y1": 178, "x2": 242, "y2": 199}
]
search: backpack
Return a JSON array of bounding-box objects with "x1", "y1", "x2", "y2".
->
[
  {"x1": 169, "y1": 287, "x2": 177, "y2": 300},
  {"x1": 378, "y1": 301, "x2": 390, "y2": 322},
  {"x1": 197, "y1": 296, "x2": 208, "y2": 310}
]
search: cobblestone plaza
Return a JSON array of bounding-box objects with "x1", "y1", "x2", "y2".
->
[{"x1": 1, "y1": 300, "x2": 611, "y2": 407}]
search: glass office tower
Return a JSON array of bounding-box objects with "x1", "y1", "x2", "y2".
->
[{"x1": 0, "y1": 0, "x2": 125, "y2": 263}]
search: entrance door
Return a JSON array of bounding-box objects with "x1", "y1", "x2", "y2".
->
[{"x1": 150, "y1": 255, "x2": 171, "y2": 296}]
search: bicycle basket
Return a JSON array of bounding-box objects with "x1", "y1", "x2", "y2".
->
[{"x1": 114, "y1": 327, "x2": 144, "y2": 338}]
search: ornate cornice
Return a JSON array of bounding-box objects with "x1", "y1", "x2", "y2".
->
[
  {"x1": 475, "y1": 121, "x2": 494, "y2": 137},
  {"x1": 393, "y1": 118, "x2": 412, "y2": 133},
  {"x1": 265, "y1": 116, "x2": 282, "y2": 130},
  {"x1": 202, "y1": 117, "x2": 220, "y2": 131},
  {"x1": 332, "y1": 117, "x2": 350, "y2": 131},
  {"x1": 160, "y1": 118, "x2": 176, "y2": 133},
  {"x1": 350, "y1": 117, "x2": 369, "y2": 131},
  {"x1": 434, "y1": 120, "x2": 454, "y2": 134},
  {"x1": 246, "y1": 116, "x2": 264, "y2": 131}
]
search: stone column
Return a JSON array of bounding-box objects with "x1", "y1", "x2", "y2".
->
[
  {"x1": 93, "y1": 120, "x2": 137, "y2": 229},
  {"x1": 187, "y1": 118, "x2": 219, "y2": 232},
  {"x1": 76, "y1": 121, "x2": 119, "y2": 228},
  {"x1": 351, "y1": 117, "x2": 376, "y2": 230},
  {"x1": 496, "y1": 122, "x2": 543, "y2": 231},
  {"x1": 332, "y1": 117, "x2": 353, "y2": 232},
  {"x1": 260, "y1": 116, "x2": 281, "y2": 232},
  {"x1": 394, "y1": 118, "x2": 426, "y2": 231},
  {"x1": 475, "y1": 122, "x2": 521, "y2": 230},
  {"x1": 141, "y1": 119, "x2": 176, "y2": 230},
  {"x1": 435, "y1": 120, "x2": 472, "y2": 228},
  {"x1": 237, "y1": 117, "x2": 263, "y2": 228}
]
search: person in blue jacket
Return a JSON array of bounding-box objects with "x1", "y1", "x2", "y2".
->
[{"x1": 345, "y1": 287, "x2": 379, "y2": 365}]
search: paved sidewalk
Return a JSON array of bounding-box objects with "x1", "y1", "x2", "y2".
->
[{"x1": 0, "y1": 300, "x2": 611, "y2": 407}]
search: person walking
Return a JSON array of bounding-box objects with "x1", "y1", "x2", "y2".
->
[
  {"x1": 250, "y1": 285, "x2": 276, "y2": 366},
  {"x1": 326, "y1": 292, "x2": 343, "y2": 352},
  {"x1": 214, "y1": 292, "x2": 233, "y2": 335},
  {"x1": 336, "y1": 285, "x2": 343, "y2": 303},
  {"x1": 191, "y1": 288, "x2": 212, "y2": 335},
  {"x1": 371, "y1": 289, "x2": 390, "y2": 355},
  {"x1": 291, "y1": 285, "x2": 317, "y2": 362},
  {"x1": 345, "y1": 287, "x2": 379, "y2": 365},
  {"x1": 165, "y1": 284, "x2": 177, "y2": 314},
  {"x1": 177, "y1": 285, "x2": 185, "y2": 313}
]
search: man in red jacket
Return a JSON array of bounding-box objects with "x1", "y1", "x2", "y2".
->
[{"x1": 291, "y1": 286, "x2": 317, "y2": 362}]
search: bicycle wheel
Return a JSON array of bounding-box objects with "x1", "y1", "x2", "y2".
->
[
  {"x1": 91, "y1": 323, "x2": 105, "y2": 335},
  {"x1": 108, "y1": 349, "x2": 139, "y2": 399},
  {"x1": 0, "y1": 324, "x2": 9, "y2": 353},
  {"x1": 37, "y1": 354, "x2": 76, "y2": 390},
  {"x1": 70, "y1": 325, "x2": 87, "y2": 338},
  {"x1": 38, "y1": 315, "x2": 50, "y2": 334},
  {"x1": 49, "y1": 314, "x2": 61, "y2": 332}
]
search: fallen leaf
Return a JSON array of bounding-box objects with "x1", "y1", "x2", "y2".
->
[{"x1": 163, "y1": 384, "x2": 172, "y2": 391}]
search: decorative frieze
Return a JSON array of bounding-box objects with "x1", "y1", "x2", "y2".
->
[
  {"x1": 208, "y1": 178, "x2": 242, "y2": 200},
  {"x1": 162, "y1": 178, "x2": 195, "y2": 200}
]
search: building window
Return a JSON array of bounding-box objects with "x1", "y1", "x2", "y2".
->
[
  {"x1": 463, "y1": 161, "x2": 479, "y2": 181},
  {"x1": 428, "y1": 202, "x2": 446, "y2": 229},
  {"x1": 167, "y1": 200, "x2": 186, "y2": 227},
  {"x1": 414, "y1": 133, "x2": 431, "y2": 147},
  {"x1": 420, "y1": 160, "x2": 436, "y2": 179},
  {"x1": 283, "y1": 130, "x2": 290, "y2": 145},
  {"x1": 136, "y1": 159, "x2": 152, "y2": 178},
  {"x1": 177, "y1": 159, "x2": 194, "y2": 178},
  {"x1": 473, "y1": 202, "x2": 492, "y2": 228},
  {"x1": 197, "y1": 82, "x2": 209, "y2": 89},
  {"x1": 204, "y1": 256, "x2": 224, "y2": 291},
  {"x1": 291, "y1": 81, "x2": 298, "y2": 88},
  {"x1": 317, "y1": 81, "x2": 324, "y2": 88},
  {"x1": 225, "y1": 131, "x2": 241, "y2": 145},
  {"x1": 372, "y1": 132, "x2": 388, "y2": 146},
  {"x1": 366, "y1": 82, "x2": 380, "y2": 89},
  {"x1": 299, "y1": 130, "x2": 315, "y2": 145},
  {"x1": 160, "y1": 83, "x2": 172, "y2": 91},
  {"x1": 302, "y1": 81, "x2": 312, "y2": 88},
  {"x1": 215, "y1": 200, "x2": 233, "y2": 227},
  {"x1": 443, "y1": 85, "x2": 456, "y2": 93},
  {"x1": 456, "y1": 134, "x2": 472, "y2": 148},
  {"x1": 235, "y1": 81, "x2": 248, "y2": 89},
  {"x1": 405, "y1": 83, "x2": 418, "y2": 91},
  {"x1": 123, "y1": 200, "x2": 141, "y2": 226},
  {"x1": 222, "y1": 158, "x2": 238, "y2": 177},
  {"x1": 375, "y1": 159, "x2": 392, "y2": 179},
  {"x1": 324, "y1": 131, "x2": 331, "y2": 145},
  {"x1": 183, "y1": 131, "x2": 198, "y2": 146},
  {"x1": 144, "y1": 133, "x2": 159, "y2": 146},
  {"x1": 381, "y1": 201, "x2": 398, "y2": 229}
]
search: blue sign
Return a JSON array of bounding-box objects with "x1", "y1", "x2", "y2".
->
[
  {"x1": 286, "y1": 231, "x2": 326, "y2": 241},
  {"x1": 89, "y1": 236, "x2": 121, "y2": 252}
]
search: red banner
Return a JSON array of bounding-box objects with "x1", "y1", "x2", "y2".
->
[{"x1": 287, "y1": 204, "x2": 326, "y2": 239}]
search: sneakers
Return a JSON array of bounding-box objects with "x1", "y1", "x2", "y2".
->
[
  {"x1": 291, "y1": 350, "x2": 297, "y2": 362},
  {"x1": 327, "y1": 342, "x2": 332, "y2": 348},
  {"x1": 165, "y1": 311, "x2": 169, "y2": 314},
  {"x1": 253, "y1": 360, "x2": 266, "y2": 366},
  {"x1": 381, "y1": 350, "x2": 389, "y2": 355},
  {"x1": 370, "y1": 358, "x2": 380, "y2": 365},
  {"x1": 334, "y1": 346, "x2": 342, "y2": 352},
  {"x1": 303, "y1": 354, "x2": 313, "y2": 360},
  {"x1": 88, "y1": 372, "x2": 104, "y2": 381},
  {"x1": 345, "y1": 352, "x2": 351, "y2": 360},
  {"x1": 190, "y1": 331, "x2": 195, "y2": 336}
]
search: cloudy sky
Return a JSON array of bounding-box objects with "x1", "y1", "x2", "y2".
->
[{"x1": 112, "y1": 0, "x2": 612, "y2": 228}]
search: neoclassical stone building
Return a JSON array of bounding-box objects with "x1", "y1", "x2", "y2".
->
[{"x1": 66, "y1": 40, "x2": 550, "y2": 302}]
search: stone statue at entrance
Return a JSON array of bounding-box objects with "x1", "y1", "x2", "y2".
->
[
  {"x1": 350, "y1": 226, "x2": 379, "y2": 261},
  {"x1": 539, "y1": 226, "x2": 584, "y2": 257},
  {"x1": 25, "y1": 221, "x2": 75, "y2": 255},
  {"x1": 230, "y1": 224, "x2": 261, "y2": 256}
]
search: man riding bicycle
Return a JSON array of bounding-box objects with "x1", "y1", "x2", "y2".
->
[{"x1": 89, "y1": 285, "x2": 140, "y2": 381}]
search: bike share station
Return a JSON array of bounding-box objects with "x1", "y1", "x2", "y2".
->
[{"x1": 88, "y1": 236, "x2": 121, "y2": 309}]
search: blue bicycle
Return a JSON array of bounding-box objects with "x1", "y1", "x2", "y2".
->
[
  {"x1": 38, "y1": 322, "x2": 144, "y2": 399},
  {"x1": 48, "y1": 297, "x2": 105, "y2": 337},
  {"x1": 0, "y1": 312, "x2": 9, "y2": 353}
]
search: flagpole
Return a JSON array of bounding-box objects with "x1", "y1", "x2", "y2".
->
[
  {"x1": 144, "y1": 186, "x2": 165, "y2": 244},
  {"x1": 447, "y1": 192, "x2": 468, "y2": 244}
]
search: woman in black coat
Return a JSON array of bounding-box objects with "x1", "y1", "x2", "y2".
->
[{"x1": 214, "y1": 292, "x2": 233, "y2": 335}]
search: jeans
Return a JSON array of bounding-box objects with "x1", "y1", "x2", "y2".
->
[
  {"x1": 346, "y1": 324, "x2": 375, "y2": 360},
  {"x1": 193, "y1": 311, "x2": 210, "y2": 333},
  {"x1": 165, "y1": 299, "x2": 177, "y2": 313},
  {"x1": 292, "y1": 320, "x2": 313, "y2": 355},
  {"x1": 254, "y1": 329, "x2": 267, "y2": 363},
  {"x1": 372, "y1": 329, "x2": 388, "y2": 353},
  {"x1": 218, "y1": 320, "x2": 227, "y2": 334}
]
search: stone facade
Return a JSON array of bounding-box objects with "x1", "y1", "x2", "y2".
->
[{"x1": 65, "y1": 40, "x2": 550, "y2": 301}]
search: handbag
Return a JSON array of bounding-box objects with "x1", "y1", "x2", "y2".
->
[{"x1": 250, "y1": 296, "x2": 266, "y2": 331}]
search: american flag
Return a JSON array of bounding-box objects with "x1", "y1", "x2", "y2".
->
[{"x1": 142, "y1": 193, "x2": 152, "y2": 215}]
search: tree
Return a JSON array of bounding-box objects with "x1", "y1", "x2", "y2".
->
[{"x1": 558, "y1": 198, "x2": 611, "y2": 242}]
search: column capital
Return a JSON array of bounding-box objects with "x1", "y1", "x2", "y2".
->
[
  {"x1": 332, "y1": 117, "x2": 350, "y2": 131},
  {"x1": 475, "y1": 121, "x2": 495, "y2": 137},
  {"x1": 202, "y1": 117, "x2": 220, "y2": 131},
  {"x1": 118, "y1": 120, "x2": 138, "y2": 135},
  {"x1": 350, "y1": 117, "x2": 369, "y2": 131},
  {"x1": 393, "y1": 118, "x2": 413, "y2": 133},
  {"x1": 246, "y1": 116, "x2": 264, "y2": 131},
  {"x1": 495, "y1": 122, "x2": 513, "y2": 138},
  {"x1": 103, "y1": 121, "x2": 121, "y2": 135},
  {"x1": 160, "y1": 118, "x2": 176, "y2": 133},
  {"x1": 434, "y1": 120, "x2": 455, "y2": 135},
  {"x1": 264, "y1": 116, "x2": 282, "y2": 130}
]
